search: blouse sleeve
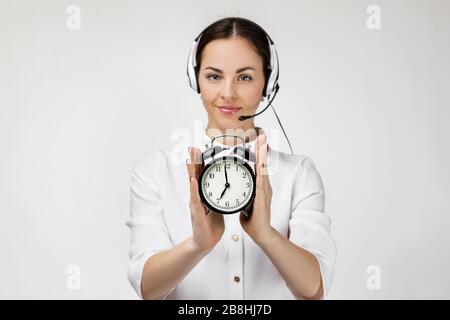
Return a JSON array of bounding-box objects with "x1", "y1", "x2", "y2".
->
[
  {"x1": 125, "y1": 150, "x2": 174, "y2": 299},
  {"x1": 287, "y1": 156, "x2": 337, "y2": 299}
]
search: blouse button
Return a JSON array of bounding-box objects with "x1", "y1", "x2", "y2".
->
[
  {"x1": 234, "y1": 276, "x2": 240, "y2": 283},
  {"x1": 231, "y1": 234, "x2": 239, "y2": 241}
]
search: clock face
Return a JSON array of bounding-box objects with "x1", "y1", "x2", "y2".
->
[{"x1": 198, "y1": 156, "x2": 256, "y2": 214}]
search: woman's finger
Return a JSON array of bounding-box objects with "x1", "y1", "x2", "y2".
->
[
  {"x1": 256, "y1": 136, "x2": 268, "y2": 173},
  {"x1": 186, "y1": 146, "x2": 195, "y2": 179},
  {"x1": 187, "y1": 147, "x2": 208, "y2": 217},
  {"x1": 188, "y1": 147, "x2": 203, "y2": 177},
  {"x1": 187, "y1": 147, "x2": 202, "y2": 176},
  {"x1": 193, "y1": 148, "x2": 203, "y2": 179},
  {"x1": 255, "y1": 134, "x2": 266, "y2": 166},
  {"x1": 189, "y1": 175, "x2": 200, "y2": 202},
  {"x1": 187, "y1": 147, "x2": 199, "y2": 201},
  {"x1": 259, "y1": 142, "x2": 269, "y2": 176}
]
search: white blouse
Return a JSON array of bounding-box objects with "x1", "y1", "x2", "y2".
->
[{"x1": 126, "y1": 128, "x2": 337, "y2": 300}]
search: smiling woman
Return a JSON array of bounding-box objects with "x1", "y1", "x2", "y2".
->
[{"x1": 126, "y1": 17, "x2": 337, "y2": 300}]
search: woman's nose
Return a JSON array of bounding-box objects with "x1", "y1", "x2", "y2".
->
[{"x1": 220, "y1": 79, "x2": 237, "y2": 100}]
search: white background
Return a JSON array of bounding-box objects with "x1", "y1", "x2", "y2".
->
[{"x1": 0, "y1": 0, "x2": 449, "y2": 299}]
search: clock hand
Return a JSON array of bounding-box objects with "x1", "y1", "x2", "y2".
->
[
  {"x1": 224, "y1": 162, "x2": 229, "y2": 184},
  {"x1": 218, "y1": 162, "x2": 231, "y2": 201},
  {"x1": 219, "y1": 186, "x2": 227, "y2": 200}
]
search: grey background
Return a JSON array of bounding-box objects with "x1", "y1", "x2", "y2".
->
[{"x1": 0, "y1": 0, "x2": 449, "y2": 299}]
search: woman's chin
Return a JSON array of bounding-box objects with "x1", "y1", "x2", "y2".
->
[{"x1": 215, "y1": 120, "x2": 252, "y2": 132}]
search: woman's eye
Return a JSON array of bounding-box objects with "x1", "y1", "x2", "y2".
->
[
  {"x1": 206, "y1": 74, "x2": 221, "y2": 81},
  {"x1": 205, "y1": 74, "x2": 253, "y2": 81}
]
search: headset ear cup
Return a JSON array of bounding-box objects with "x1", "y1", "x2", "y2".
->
[
  {"x1": 265, "y1": 34, "x2": 279, "y2": 98},
  {"x1": 194, "y1": 66, "x2": 200, "y2": 94},
  {"x1": 262, "y1": 67, "x2": 272, "y2": 97},
  {"x1": 187, "y1": 33, "x2": 203, "y2": 94}
]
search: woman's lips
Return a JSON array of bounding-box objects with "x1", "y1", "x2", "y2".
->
[{"x1": 217, "y1": 106, "x2": 242, "y2": 115}]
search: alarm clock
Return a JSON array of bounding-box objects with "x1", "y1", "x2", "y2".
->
[{"x1": 198, "y1": 134, "x2": 257, "y2": 217}]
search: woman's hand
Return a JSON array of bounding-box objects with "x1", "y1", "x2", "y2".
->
[
  {"x1": 186, "y1": 146, "x2": 225, "y2": 253},
  {"x1": 240, "y1": 134, "x2": 275, "y2": 245}
]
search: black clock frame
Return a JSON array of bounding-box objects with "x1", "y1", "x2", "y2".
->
[{"x1": 198, "y1": 155, "x2": 256, "y2": 215}]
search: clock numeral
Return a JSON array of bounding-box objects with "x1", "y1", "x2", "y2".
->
[
  {"x1": 215, "y1": 166, "x2": 221, "y2": 172},
  {"x1": 225, "y1": 163, "x2": 231, "y2": 169},
  {"x1": 242, "y1": 172, "x2": 247, "y2": 178},
  {"x1": 246, "y1": 182, "x2": 250, "y2": 188},
  {"x1": 235, "y1": 165, "x2": 239, "y2": 172},
  {"x1": 225, "y1": 201, "x2": 229, "y2": 207},
  {"x1": 235, "y1": 199, "x2": 240, "y2": 205},
  {"x1": 204, "y1": 182, "x2": 210, "y2": 188},
  {"x1": 208, "y1": 192, "x2": 212, "y2": 197},
  {"x1": 243, "y1": 192, "x2": 246, "y2": 197},
  {"x1": 209, "y1": 173, "x2": 215, "y2": 179}
]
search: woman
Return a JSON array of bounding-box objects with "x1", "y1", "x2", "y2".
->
[{"x1": 126, "y1": 17, "x2": 337, "y2": 300}]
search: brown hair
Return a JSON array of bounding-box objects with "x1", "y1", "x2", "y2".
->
[{"x1": 194, "y1": 17, "x2": 272, "y2": 96}]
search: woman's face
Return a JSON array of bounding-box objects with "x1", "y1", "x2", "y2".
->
[{"x1": 198, "y1": 37, "x2": 266, "y2": 133}]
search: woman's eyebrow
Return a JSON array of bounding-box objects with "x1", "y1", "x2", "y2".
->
[{"x1": 203, "y1": 66, "x2": 256, "y2": 73}]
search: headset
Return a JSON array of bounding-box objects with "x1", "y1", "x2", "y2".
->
[{"x1": 186, "y1": 22, "x2": 294, "y2": 155}]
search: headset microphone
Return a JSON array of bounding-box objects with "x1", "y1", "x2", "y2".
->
[
  {"x1": 238, "y1": 83, "x2": 293, "y2": 155},
  {"x1": 239, "y1": 83, "x2": 280, "y2": 121}
]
